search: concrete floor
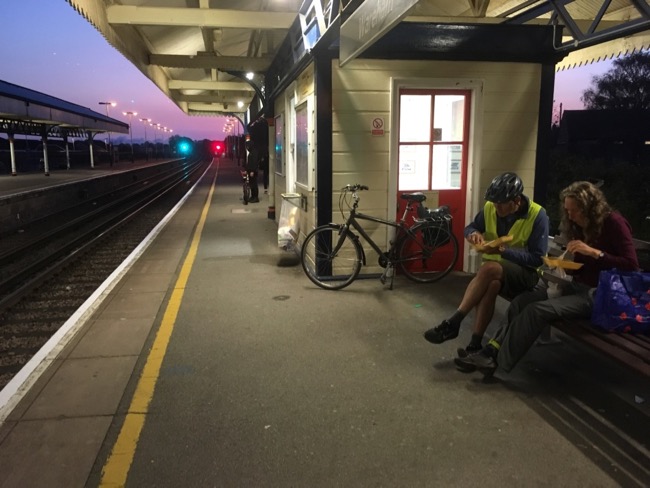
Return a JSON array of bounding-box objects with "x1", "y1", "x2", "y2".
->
[{"x1": 0, "y1": 158, "x2": 648, "y2": 487}]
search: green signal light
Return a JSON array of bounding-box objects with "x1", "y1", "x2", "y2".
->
[{"x1": 178, "y1": 141, "x2": 192, "y2": 154}]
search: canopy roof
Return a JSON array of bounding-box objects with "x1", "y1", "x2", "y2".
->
[{"x1": 67, "y1": 0, "x2": 649, "y2": 117}]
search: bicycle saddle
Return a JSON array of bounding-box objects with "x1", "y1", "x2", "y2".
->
[{"x1": 400, "y1": 192, "x2": 427, "y2": 203}]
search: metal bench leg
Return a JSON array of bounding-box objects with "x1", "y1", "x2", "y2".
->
[{"x1": 536, "y1": 325, "x2": 561, "y2": 345}]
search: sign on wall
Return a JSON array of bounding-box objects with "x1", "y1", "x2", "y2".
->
[
  {"x1": 340, "y1": 0, "x2": 419, "y2": 67},
  {"x1": 371, "y1": 117, "x2": 385, "y2": 136}
]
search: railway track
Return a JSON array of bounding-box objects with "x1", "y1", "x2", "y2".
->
[{"x1": 0, "y1": 157, "x2": 211, "y2": 389}]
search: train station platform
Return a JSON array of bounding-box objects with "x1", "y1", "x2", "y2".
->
[
  {"x1": 0, "y1": 158, "x2": 648, "y2": 487},
  {"x1": 0, "y1": 158, "x2": 176, "y2": 198}
]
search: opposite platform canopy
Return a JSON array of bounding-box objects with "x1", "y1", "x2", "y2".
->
[{"x1": 0, "y1": 79, "x2": 129, "y2": 139}]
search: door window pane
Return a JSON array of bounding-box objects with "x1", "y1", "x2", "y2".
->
[
  {"x1": 399, "y1": 144, "x2": 430, "y2": 191},
  {"x1": 399, "y1": 95, "x2": 431, "y2": 142},
  {"x1": 431, "y1": 144, "x2": 462, "y2": 189},
  {"x1": 296, "y1": 102, "x2": 309, "y2": 185},
  {"x1": 433, "y1": 95, "x2": 465, "y2": 142}
]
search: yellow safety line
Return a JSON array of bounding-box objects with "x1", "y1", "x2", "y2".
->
[{"x1": 100, "y1": 163, "x2": 219, "y2": 487}]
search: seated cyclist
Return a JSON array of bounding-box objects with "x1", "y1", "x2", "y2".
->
[{"x1": 423, "y1": 172, "x2": 548, "y2": 355}]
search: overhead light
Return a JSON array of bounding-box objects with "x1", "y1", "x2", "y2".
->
[
  {"x1": 237, "y1": 101, "x2": 244, "y2": 108},
  {"x1": 245, "y1": 72, "x2": 254, "y2": 80}
]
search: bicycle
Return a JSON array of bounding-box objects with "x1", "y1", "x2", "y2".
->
[
  {"x1": 300, "y1": 184, "x2": 459, "y2": 290},
  {"x1": 241, "y1": 169, "x2": 251, "y2": 205}
]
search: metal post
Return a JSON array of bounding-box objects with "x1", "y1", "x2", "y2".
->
[
  {"x1": 9, "y1": 134, "x2": 17, "y2": 176},
  {"x1": 99, "y1": 101, "x2": 116, "y2": 164},
  {"x1": 41, "y1": 138, "x2": 50, "y2": 176},
  {"x1": 151, "y1": 123, "x2": 158, "y2": 158},
  {"x1": 64, "y1": 135, "x2": 71, "y2": 169},
  {"x1": 89, "y1": 134, "x2": 95, "y2": 169},
  {"x1": 140, "y1": 118, "x2": 151, "y2": 161},
  {"x1": 123, "y1": 111, "x2": 137, "y2": 163}
]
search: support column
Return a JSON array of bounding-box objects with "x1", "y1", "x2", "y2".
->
[
  {"x1": 89, "y1": 134, "x2": 95, "y2": 169},
  {"x1": 9, "y1": 133, "x2": 17, "y2": 176},
  {"x1": 533, "y1": 62, "x2": 556, "y2": 207},
  {"x1": 41, "y1": 136, "x2": 50, "y2": 176},
  {"x1": 64, "y1": 135, "x2": 71, "y2": 169},
  {"x1": 314, "y1": 54, "x2": 333, "y2": 227}
]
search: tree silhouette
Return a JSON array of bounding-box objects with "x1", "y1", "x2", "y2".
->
[{"x1": 581, "y1": 51, "x2": 650, "y2": 109}]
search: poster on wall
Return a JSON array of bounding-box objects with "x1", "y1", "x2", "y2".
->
[{"x1": 275, "y1": 114, "x2": 283, "y2": 175}]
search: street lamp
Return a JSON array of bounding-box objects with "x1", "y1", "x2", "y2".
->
[
  {"x1": 150, "y1": 122, "x2": 159, "y2": 158},
  {"x1": 123, "y1": 111, "x2": 138, "y2": 162},
  {"x1": 99, "y1": 101, "x2": 116, "y2": 163},
  {"x1": 155, "y1": 123, "x2": 162, "y2": 158},
  {"x1": 162, "y1": 127, "x2": 172, "y2": 157},
  {"x1": 140, "y1": 117, "x2": 151, "y2": 160}
]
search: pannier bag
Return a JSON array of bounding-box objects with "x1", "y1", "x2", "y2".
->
[
  {"x1": 416, "y1": 204, "x2": 452, "y2": 248},
  {"x1": 591, "y1": 268, "x2": 650, "y2": 333}
]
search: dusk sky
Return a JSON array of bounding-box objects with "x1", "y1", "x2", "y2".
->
[
  {"x1": 1, "y1": 0, "x2": 232, "y2": 143},
  {"x1": 1, "y1": 0, "x2": 614, "y2": 143}
]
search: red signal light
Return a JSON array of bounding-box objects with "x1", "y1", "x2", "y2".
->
[{"x1": 211, "y1": 141, "x2": 224, "y2": 156}]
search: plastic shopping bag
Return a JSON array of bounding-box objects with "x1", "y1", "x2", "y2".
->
[
  {"x1": 539, "y1": 261, "x2": 571, "y2": 298},
  {"x1": 278, "y1": 202, "x2": 300, "y2": 250},
  {"x1": 591, "y1": 269, "x2": 650, "y2": 333}
]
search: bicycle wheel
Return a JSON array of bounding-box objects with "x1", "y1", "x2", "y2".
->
[
  {"x1": 397, "y1": 221, "x2": 458, "y2": 283},
  {"x1": 301, "y1": 224, "x2": 363, "y2": 290},
  {"x1": 242, "y1": 179, "x2": 251, "y2": 204}
]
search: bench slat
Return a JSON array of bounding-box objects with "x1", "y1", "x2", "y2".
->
[
  {"x1": 633, "y1": 334, "x2": 650, "y2": 347},
  {"x1": 553, "y1": 320, "x2": 650, "y2": 364},
  {"x1": 553, "y1": 321, "x2": 650, "y2": 377},
  {"x1": 618, "y1": 332, "x2": 650, "y2": 351}
]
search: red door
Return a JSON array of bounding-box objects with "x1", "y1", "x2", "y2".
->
[{"x1": 396, "y1": 89, "x2": 471, "y2": 270}]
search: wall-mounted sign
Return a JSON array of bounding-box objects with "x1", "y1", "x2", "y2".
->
[
  {"x1": 340, "y1": 0, "x2": 419, "y2": 67},
  {"x1": 371, "y1": 117, "x2": 385, "y2": 136}
]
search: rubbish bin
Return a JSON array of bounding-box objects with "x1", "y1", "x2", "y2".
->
[{"x1": 278, "y1": 193, "x2": 301, "y2": 250}]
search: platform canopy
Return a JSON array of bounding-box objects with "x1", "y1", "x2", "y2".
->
[
  {"x1": 0, "y1": 79, "x2": 129, "y2": 139},
  {"x1": 67, "y1": 0, "x2": 649, "y2": 117}
]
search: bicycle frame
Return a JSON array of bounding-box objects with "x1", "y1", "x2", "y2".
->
[
  {"x1": 337, "y1": 198, "x2": 420, "y2": 265},
  {"x1": 342, "y1": 213, "x2": 400, "y2": 262}
]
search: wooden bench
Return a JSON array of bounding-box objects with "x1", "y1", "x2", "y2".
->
[{"x1": 543, "y1": 236, "x2": 650, "y2": 378}]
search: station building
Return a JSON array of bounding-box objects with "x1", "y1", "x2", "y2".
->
[{"x1": 265, "y1": 23, "x2": 563, "y2": 273}]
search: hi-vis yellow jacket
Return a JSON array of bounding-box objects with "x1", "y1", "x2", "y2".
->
[{"x1": 482, "y1": 200, "x2": 542, "y2": 263}]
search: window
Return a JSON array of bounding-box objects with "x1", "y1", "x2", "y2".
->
[
  {"x1": 398, "y1": 90, "x2": 469, "y2": 191},
  {"x1": 296, "y1": 102, "x2": 309, "y2": 186}
]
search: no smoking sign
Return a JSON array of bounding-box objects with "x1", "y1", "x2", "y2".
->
[{"x1": 371, "y1": 117, "x2": 384, "y2": 136}]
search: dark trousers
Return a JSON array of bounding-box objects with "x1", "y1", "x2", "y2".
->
[
  {"x1": 262, "y1": 168, "x2": 269, "y2": 189},
  {"x1": 249, "y1": 171, "x2": 259, "y2": 199},
  {"x1": 493, "y1": 282, "x2": 594, "y2": 372}
]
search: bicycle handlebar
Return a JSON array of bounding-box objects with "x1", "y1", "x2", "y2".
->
[{"x1": 343, "y1": 184, "x2": 369, "y2": 191}]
